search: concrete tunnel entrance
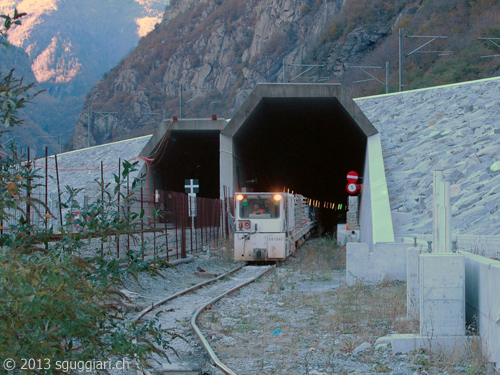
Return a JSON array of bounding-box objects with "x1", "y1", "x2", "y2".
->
[
  {"x1": 231, "y1": 97, "x2": 367, "y2": 233},
  {"x1": 140, "y1": 119, "x2": 223, "y2": 199},
  {"x1": 222, "y1": 83, "x2": 394, "y2": 245},
  {"x1": 141, "y1": 84, "x2": 394, "y2": 246},
  {"x1": 151, "y1": 130, "x2": 220, "y2": 198}
]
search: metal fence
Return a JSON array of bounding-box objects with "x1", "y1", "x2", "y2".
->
[{"x1": 0, "y1": 147, "x2": 232, "y2": 262}]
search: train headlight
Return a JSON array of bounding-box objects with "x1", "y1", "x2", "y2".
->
[
  {"x1": 236, "y1": 194, "x2": 244, "y2": 201},
  {"x1": 273, "y1": 194, "x2": 282, "y2": 201}
]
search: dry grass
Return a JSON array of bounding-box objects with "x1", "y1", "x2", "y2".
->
[
  {"x1": 211, "y1": 236, "x2": 237, "y2": 267},
  {"x1": 295, "y1": 237, "x2": 346, "y2": 274},
  {"x1": 200, "y1": 237, "x2": 488, "y2": 374}
]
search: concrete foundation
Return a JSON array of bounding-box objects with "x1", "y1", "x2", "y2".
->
[
  {"x1": 407, "y1": 248, "x2": 421, "y2": 320},
  {"x1": 391, "y1": 334, "x2": 478, "y2": 357},
  {"x1": 391, "y1": 253, "x2": 468, "y2": 356},
  {"x1": 337, "y1": 224, "x2": 360, "y2": 245},
  {"x1": 420, "y1": 253, "x2": 465, "y2": 337},
  {"x1": 346, "y1": 242, "x2": 410, "y2": 285},
  {"x1": 463, "y1": 252, "x2": 500, "y2": 367}
]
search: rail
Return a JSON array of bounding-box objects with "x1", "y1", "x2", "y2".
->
[
  {"x1": 132, "y1": 264, "x2": 275, "y2": 374},
  {"x1": 190, "y1": 265, "x2": 275, "y2": 375},
  {"x1": 133, "y1": 265, "x2": 245, "y2": 322}
]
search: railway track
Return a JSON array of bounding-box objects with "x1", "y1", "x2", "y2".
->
[{"x1": 133, "y1": 264, "x2": 275, "y2": 374}]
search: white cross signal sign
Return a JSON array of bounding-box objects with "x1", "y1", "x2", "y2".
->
[{"x1": 184, "y1": 179, "x2": 199, "y2": 194}]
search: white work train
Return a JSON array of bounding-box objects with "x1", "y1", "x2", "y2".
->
[{"x1": 233, "y1": 192, "x2": 316, "y2": 261}]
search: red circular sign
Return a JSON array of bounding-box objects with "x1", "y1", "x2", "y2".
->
[
  {"x1": 346, "y1": 182, "x2": 359, "y2": 194},
  {"x1": 347, "y1": 171, "x2": 359, "y2": 183}
]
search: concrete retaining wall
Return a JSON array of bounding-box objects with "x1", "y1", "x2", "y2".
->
[
  {"x1": 396, "y1": 234, "x2": 500, "y2": 259},
  {"x1": 463, "y1": 252, "x2": 500, "y2": 367},
  {"x1": 359, "y1": 134, "x2": 395, "y2": 249},
  {"x1": 346, "y1": 242, "x2": 410, "y2": 285}
]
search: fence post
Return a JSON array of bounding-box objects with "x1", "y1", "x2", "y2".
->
[
  {"x1": 141, "y1": 186, "x2": 144, "y2": 261},
  {"x1": 164, "y1": 191, "x2": 169, "y2": 261},
  {"x1": 117, "y1": 158, "x2": 121, "y2": 259},
  {"x1": 127, "y1": 173, "x2": 130, "y2": 253},
  {"x1": 198, "y1": 198, "x2": 206, "y2": 250},
  {"x1": 153, "y1": 172, "x2": 156, "y2": 260},
  {"x1": 181, "y1": 194, "x2": 187, "y2": 259},
  {"x1": 55, "y1": 154, "x2": 63, "y2": 228},
  {"x1": 27, "y1": 147, "x2": 31, "y2": 227},
  {"x1": 175, "y1": 194, "x2": 179, "y2": 259},
  {"x1": 101, "y1": 161, "x2": 104, "y2": 257}
]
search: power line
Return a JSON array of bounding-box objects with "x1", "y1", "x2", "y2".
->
[
  {"x1": 478, "y1": 37, "x2": 500, "y2": 58},
  {"x1": 399, "y1": 29, "x2": 452, "y2": 92},
  {"x1": 349, "y1": 62, "x2": 390, "y2": 94}
]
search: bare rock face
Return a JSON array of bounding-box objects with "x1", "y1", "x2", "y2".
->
[
  {"x1": 0, "y1": 0, "x2": 169, "y2": 155},
  {"x1": 68, "y1": 0, "x2": 403, "y2": 150}
]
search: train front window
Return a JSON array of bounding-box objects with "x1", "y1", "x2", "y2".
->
[{"x1": 237, "y1": 195, "x2": 280, "y2": 219}]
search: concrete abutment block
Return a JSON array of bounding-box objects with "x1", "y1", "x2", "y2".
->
[{"x1": 419, "y1": 253, "x2": 465, "y2": 337}]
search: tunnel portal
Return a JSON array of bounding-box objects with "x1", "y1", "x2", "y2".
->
[
  {"x1": 143, "y1": 84, "x2": 389, "y2": 242},
  {"x1": 225, "y1": 85, "x2": 377, "y2": 233}
]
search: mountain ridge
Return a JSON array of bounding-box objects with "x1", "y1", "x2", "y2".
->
[
  {"x1": 66, "y1": 0, "x2": 500, "y2": 151},
  {"x1": 0, "y1": 0, "x2": 169, "y2": 156}
]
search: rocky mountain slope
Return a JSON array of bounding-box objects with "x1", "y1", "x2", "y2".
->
[
  {"x1": 66, "y1": 0, "x2": 500, "y2": 151},
  {"x1": 0, "y1": 0, "x2": 169, "y2": 155}
]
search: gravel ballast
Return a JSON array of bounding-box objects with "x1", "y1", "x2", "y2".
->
[{"x1": 121, "y1": 239, "x2": 486, "y2": 374}]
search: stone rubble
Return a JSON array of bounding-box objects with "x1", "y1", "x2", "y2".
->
[
  {"x1": 193, "y1": 241, "x2": 482, "y2": 375},
  {"x1": 355, "y1": 77, "x2": 500, "y2": 236}
]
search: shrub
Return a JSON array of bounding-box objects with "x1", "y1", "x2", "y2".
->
[
  {"x1": 0, "y1": 11, "x2": 174, "y2": 372},
  {"x1": 0, "y1": 153, "x2": 175, "y2": 372}
]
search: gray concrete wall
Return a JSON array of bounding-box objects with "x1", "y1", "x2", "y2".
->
[
  {"x1": 398, "y1": 234, "x2": 500, "y2": 259},
  {"x1": 346, "y1": 242, "x2": 410, "y2": 285},
  {"x1": 419, "y1": 253, "x2": 465, "y2": 337},
  {"x1": 407, "y1": 248, "x2": 421, "y2": 320},
  {"x1": 223, "y1": 83, "x2": 378, "y2": 138},
  {"x1": 463, "y1": 252, "x2": 500, "y2": 366},
  {"x1": 359, "y1": 133, "x2": 395, "y2": 248},
  {"x1": 219, "y1": 133, "x2": 234, "y2": 198}
]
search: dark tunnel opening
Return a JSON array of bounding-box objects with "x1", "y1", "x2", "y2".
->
[
  {"x1": 233, "y1": 97, "x2": 367, "y2": 235},
  {"x1": 151, "y1": 130, "x2": 220, "y2": 199}
]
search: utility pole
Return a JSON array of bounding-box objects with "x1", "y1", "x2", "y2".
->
[
  {"x1": 399, "y1": 29, "x2": 403, "y2": 92},
  {"x1": 179, "y1": 84, "x2": 183, "y2": 118},
  {"x1": 283, "y1": 58, "x2": 287, "y2": 83},
  {"x1": 399, "y1": 29, "x2": 451, "y2": 92},
  {"x1": 386, "y1": 61, "x2": 390, "y2": 94},
  {"x1": 88, "y1": 108, "x2": 92, "y2": 148}
]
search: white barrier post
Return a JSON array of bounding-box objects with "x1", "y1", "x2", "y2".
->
[{"x1": 433, "y1": 170, "x2": 451, "y2": 253}]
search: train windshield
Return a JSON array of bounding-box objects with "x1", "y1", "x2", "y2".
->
[{"x1": 237, "y1": 194, "x2": 281, "y2": 219}]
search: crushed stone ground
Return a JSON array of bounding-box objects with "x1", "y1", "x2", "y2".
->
[{"x1": 120, "y1": 240, "x2": 485, "y2": 375}]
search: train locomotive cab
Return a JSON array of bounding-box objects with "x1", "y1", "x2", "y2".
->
[{"x1": 234, "y1": 192, "x2": 296, "y2": 261}]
